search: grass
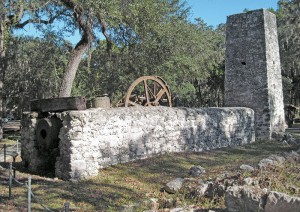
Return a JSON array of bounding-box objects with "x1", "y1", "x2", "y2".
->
[{"x1": 0, "y1": 134, "x2": 300, "y2": 211}]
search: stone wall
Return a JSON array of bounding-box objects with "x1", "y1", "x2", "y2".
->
[
  {"x1": 224, "y1": 9, "x2": 286, "y2": 140},
  {"x1": 21, "y1": 107, "x2": 255, "y2": 180},
  {"x1": 21, "y1": 112, "x2": 59, "y2": 174}
]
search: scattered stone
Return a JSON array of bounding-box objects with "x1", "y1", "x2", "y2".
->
[
  {"x1": 284, "y1": 133, "x2": 297, "y2": 145},
  {"x1": 258, "y1": 155, "x2": 285, "y2": 169},
  {"x1": 215, "y1": 177, "x2": 223, "y2": 184},
  {"x1": 258, "y1": 158, "x2": 274, "y2": 169},
  {"x1": 157, "y1": 149, "x2": 300, "y2": 211},
  {"x1": 121, "y1": 203, "x2": 140, "y2": 212},
  {"x1": 143, "y1": 198, "x2": 159, "y2": 211},
  {"x1": 252, "y1": 179, "x2": 260, "y2": 186},
  {"x1": 268, "y1": 155, "x2": 286, "y2": 164},
  {"x1": 201, "y1": 181, "x2": 226, "y2": 198},
  {"x1": 243, "y1": 177, "x2": 254, "y2": 186},
  {"x1": 219, "y1": 171, "x2": 230, "y2": 178},
  {"x1": 215, "y1": 184, "x2": 226, "y2": 197},
  {"x1": 225, "y1": 186, "x2": 268, "y2": 212},
  {"x1": 159, "y1": 198, "x2": 175, "y2": 208},
  {"x1": 272, "y1": 132, "x2": 297, "y2": 145},
  {"x1": 265, "y1": 191, "x2": 300, "y2": 212},
  {"x1": 282, "y1": 139, "x2": 290, "y2": 146},
  {"x1": 241, "y1": 177, "x2": 259, "y2": 186},
  {"x1": 283, "y1": 151, "x2": 300, "y2": 162},
  {"x1": 189, "y1": 165, "x2": 206, "y2": 176},
  {"x1": 204, "y1": 181, "x2": 215, "y2": 198},
  {"x1": 240, "y1": 164, "x2": 255, "y2": 171},
  {"x1": 164, "y1": 178, "x2": 185, "y2": 194},
  {"x1": 224, "y1": 178, "x2": 236, "y2": 187},
  {"x1": 194, "y1": 183, "x2": 209, "y2": 197}
]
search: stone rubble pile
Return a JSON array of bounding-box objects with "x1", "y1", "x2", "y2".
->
[
  {"x1": 154, "y1": 147, "x2": 300, "y2": 212},
  {"x1": 272, "y1": 132, "x2": 297, "y2": 145}
]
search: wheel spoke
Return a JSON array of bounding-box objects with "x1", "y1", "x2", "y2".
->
[
  {"x1": 154, "y1": 88, "x2": 166, "y2": 104},
  {"x1": 154, "y1": 82, "x2": 159, "y2": 96},
  {"x1": 147, "y1": 85, "x2": 155, "y2": 98},
  {"x1": 143, "y1": 80, "x2": 150, "y2": 104}
]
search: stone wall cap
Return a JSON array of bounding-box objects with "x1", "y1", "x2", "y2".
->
[{"x1": 227, "y1": 9, "x2": 276, "y2": 21}]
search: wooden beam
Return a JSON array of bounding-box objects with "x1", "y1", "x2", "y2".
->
[{"x1": 31, "y1": 97, "x2": 86, "y2": 112}]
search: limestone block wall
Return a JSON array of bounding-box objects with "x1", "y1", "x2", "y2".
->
[
  {"x1": 53, "y1": 107, "x2": 255, "y2": 180},
  {"x1": 225, "y1": 9, "x2": 285, "y2": 140}
]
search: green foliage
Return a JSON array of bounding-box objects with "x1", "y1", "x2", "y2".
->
[
  {"x1": 277, "y1": 0, "x2": 300, "y2": 106},
  {"x1": 3, "y1": 0, "x2": 226, "y2": 110},
  {"x1": 4, "y1": 36, "x2": 68, "y2": 116},
  {"x1": 72, "y1": 1, "x2": 225, "y2": 107},
  {"x1": 3, "y1": 0, "x2": 299, "y2": 111}
]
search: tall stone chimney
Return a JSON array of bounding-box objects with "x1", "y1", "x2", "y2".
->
[{"x1": 224, "y1": 9, "x2": 286, "y2": 140}]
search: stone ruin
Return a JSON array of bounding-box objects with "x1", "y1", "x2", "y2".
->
[
  {"x1": 20, "y1": 9, "x2": 285, "y2": 180},
  {"x1": 21, "y1": 105, "x2": 255, "y2": 180},
  {"x1": 225, "y1": 9, "x2": 286, "y2": 140}
]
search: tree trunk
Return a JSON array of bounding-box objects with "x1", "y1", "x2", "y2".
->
[
  {"x1": 0, "y1": 21, "x2": 5, "y2": 139},
  {"x1": 59, "y1": 0, "x2": 94, "y2": 97},
  {"x1": 59, "y1": 40, "x2": 90, "y2": 97}
]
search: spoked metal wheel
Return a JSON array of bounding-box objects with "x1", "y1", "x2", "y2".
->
[{"x1": 124, "y1": 76, "x2": 172, "y2": 107}]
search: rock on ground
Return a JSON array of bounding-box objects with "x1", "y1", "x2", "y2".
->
[
  {"x1": 283, "y1": 151, "x2": 300, "y2": 162},
  {"x1": 164, "y1": 178, "x2": 185, "y2": 194},
  {"x1": 258, "y1": 155, "x2": 285, "y2": 169},
  {"x1": 225, "y1": 186, "x2": 268, "y2": 212},
  {"x1": 265, "y1": 191, "x2": 300, "y2": 212},
  {"x1": 240, "y1": 164, "x2": 254, "y2": 171},
  {"x1": 189, "y1": 165, "x2": 206, "y2": 176}
]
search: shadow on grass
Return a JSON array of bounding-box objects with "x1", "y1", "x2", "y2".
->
[{"x1": 0, "y1": 165, "x2": 141, "y2": 211}]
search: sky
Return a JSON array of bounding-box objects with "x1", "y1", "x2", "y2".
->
[
  {"x1": 186, "y1": 0, "x2": 278, "y2": 27},
  {"x1": 15, "y1": 0, "x2": 279, "y2": 44}
]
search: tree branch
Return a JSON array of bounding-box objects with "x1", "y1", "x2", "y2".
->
[
  {"x1": 60, "y1": 0, "x2": 94, "y2": 46},
  {"x1": 14, "y1": 18, "x2": 53, "y2": 28},
  {"x1": 97, "y1": 14, "x2": 112, "y2": 54},
  {"x1": 14, "y1": 10, "x2": 65, "y2": 28},
  {"x1": 5, "y1": 3, "x2": 24, "y2": 26}
]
